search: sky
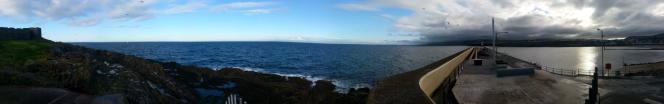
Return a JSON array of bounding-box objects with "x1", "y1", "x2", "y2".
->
[{"x1": 1, "y1": 0, "x2": 664, "y2": 44}]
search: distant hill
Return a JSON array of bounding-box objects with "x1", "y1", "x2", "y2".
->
[
  {"x1": 421, "y1": 39, "x2": 628, "y2": 47},
  {"x1": 422, "y1": 33, "x2": 664, "y2": 46},
  {"x1": 625, "y1": 33, "x2": 664, "y2": 45}
]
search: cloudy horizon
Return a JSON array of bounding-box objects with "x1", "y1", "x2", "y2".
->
[{"x1": 1, "y1": 0, "x2": 664, "y2": 44}]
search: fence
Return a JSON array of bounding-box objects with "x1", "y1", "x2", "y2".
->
[{"x1": 534, "y1": 63, "x2": 623, "y2": 77}]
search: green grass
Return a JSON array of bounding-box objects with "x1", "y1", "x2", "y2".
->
[{"x1": 0, "y1": 40, "x2": 50, "y2": 67}]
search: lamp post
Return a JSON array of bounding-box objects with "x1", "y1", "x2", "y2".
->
[
  {"x1": 492, "y1": 18, "x2": 496, "y2": 63},
  {"x1": 491, "y1": 17, "x2": 509, "y2": 64},
  {"x1": 495, "y1": 32, "x2": 508, "y2": 60},
  {"x1": 597, "y1": 28, "x2": 604, "y2": 76}
]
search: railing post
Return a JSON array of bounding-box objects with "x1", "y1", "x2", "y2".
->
[{"x1": 576, "y1": 68, "x2": 579, "y2": 76}]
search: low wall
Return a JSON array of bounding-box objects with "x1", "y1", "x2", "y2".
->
[
  {"x1": 419, "y1": 47, "x2": 476, "y2": 103},
  {"x1": 0, "y1": 27, "x2": 42, "y2": 41},
  {"x1": 367, "y1": 47, "x2": 472, "y2": 104}
]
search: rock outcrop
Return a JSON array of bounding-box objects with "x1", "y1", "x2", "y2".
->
[{"x1": 0, "y1": 28, "x2": 369, "y2": 103}]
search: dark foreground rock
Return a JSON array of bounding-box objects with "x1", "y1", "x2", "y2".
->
[{"x1": 0, "y1": 40, "x2": 368, "y2": 104}]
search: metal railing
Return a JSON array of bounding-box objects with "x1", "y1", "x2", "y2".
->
[
  {"x1": 418, "y1": 47, "x2": 477, "y2": 103},
  {"x1": 533, "y1": 63, "x2": 622, "y2": 77}
]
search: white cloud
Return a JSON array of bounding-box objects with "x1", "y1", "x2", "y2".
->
[
  {"x1": 162, "y1": 0, "x2": 208, "y2": 14},
  {"x1": 243, "y1": 9, "x2": 274, "y2": 15},
  {"x1": 68, "y1": 17, "x2": 102, "y2": 27},
  {"x1": 380, "y1": 14, "x2": 397, "y2": 21},
  {"x1": 650, "y1": 3, "x2": 664, "y2": 16},
  {"x1": 0, "y1": 0, "x2": 158, "y2": 26},
  {"x1": 210, "y1": 1, "x2": 276, "y2": 12},
  {"x1": 0, "y1": 0, "x2": 281, "y2": 26},
  {"x1": 337, "y1": 3, "x2": 380, "y2": 11},
  {"x1": 105, "y1": 0, "x2": 157, "y2": 20}
]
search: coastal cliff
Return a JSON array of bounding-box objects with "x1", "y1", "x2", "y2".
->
[{"x1": 0, "y1": 28, "x2": 368, "y2": 104}]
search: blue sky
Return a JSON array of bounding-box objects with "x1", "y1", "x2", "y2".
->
[
  {"x1": 0, "y1": 0, "x2": 417, "y2": 44},
  {"x1": 2, "y1": 0, "x2": 664, "y2": 44}
]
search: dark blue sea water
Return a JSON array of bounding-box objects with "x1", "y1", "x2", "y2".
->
[{"x1": 74, "y1": 42, "x2": 466, "y2": 89}]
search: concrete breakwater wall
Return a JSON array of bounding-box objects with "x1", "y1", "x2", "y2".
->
[
  {"x1": 368, "y1": 48, "x2": 473, "y2": 104},
  {"x1": 0, "y1": 27, "x2": 42, "y2": 40}
]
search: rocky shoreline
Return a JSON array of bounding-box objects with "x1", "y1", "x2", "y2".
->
[{"x1": 0, "y1": 39, "x2": 368, "y2": 103}]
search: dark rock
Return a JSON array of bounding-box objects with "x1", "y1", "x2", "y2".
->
[
  {"x1": 1, "y1": 34, "x2": 370, "y2": 103},
  {"x1": 92, "y1": 94, "x2": 125, "y2": 104}
]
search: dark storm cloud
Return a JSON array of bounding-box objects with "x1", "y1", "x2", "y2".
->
[
  {"x1": 418, "y1": 26, "x2": 492, "y2": 42},
  {"x1": 341, "y1": 0, "x2": 664, "y2": 43},
  {"x1": 592, "y1": 0, "x2": 664, "y2": 37},
  {"x1": 500, "y1": 15, "x2": 587, "y2": 39},
  {"x1": 590, "y1": 0, "x2": 618, "y2": 18},
  {"x1": 421, "y1": 0, "x2": 664, "y2": 42},
  {"x1": 417, "y1": 15, "x2": 588, "y2": 42}
]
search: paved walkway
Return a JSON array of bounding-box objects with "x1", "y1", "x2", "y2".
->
[{"x1": 453, "y1": 49, "x2": 591, "y2": 104}]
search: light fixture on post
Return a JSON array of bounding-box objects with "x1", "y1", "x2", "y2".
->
[{"x1": 597, "y1": 28, "x2": 604, "y2": 77}]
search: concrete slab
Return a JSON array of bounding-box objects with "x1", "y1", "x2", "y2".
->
[{"x1": 453, "y1": 51, "x2": 589, "y2": 104}]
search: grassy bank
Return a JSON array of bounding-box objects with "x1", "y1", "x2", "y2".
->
[
  {"x1": 0, "y1": 39, "x2": 368, "y2": 103},
  {"x1": 0, "y1": 40, "x2": 50, "y2": 67}
]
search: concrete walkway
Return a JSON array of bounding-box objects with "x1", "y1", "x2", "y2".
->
[{"x1": 453, "y1": 49, "x2": 591, "y2": 104}]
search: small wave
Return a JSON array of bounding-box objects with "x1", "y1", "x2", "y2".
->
[
  {"x1": 212, "y1": 66, "x2": 368, "y2": 92},
  {"x1": 214, "y1": 66, "x2": 326, "y2": 83},
  {"x1": 331, "y1": 81, "x2": 374, "y2": 93}
]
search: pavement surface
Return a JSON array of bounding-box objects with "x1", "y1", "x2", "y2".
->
[
  {"x1": 453, "y1": 49, "x2": 593, "y2": 104},
  {"x1": 564, "y1": 76, "x2": 664, "y2": 104},
  {"x1": 368, "y1": 47, "x2": 659, "y2": 104}
]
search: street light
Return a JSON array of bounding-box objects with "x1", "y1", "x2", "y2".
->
[
  {"x1": 494, "y1": 32, "x2": 508, "y2": 63},
  {"x1": 597, "y1": 28, "x2": 604, "y2": 76},
  {"x1": 491, "y1": 18, "x2": 510, "y2": 64},
  {"x1": 492, "y1": 18, "x2": 496, "y2": 63}
]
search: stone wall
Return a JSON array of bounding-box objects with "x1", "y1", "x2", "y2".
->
[{"x1": 0, "y1": 27, "x2": 42, "y2": 41}]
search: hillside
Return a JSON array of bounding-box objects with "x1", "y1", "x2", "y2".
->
[
  {"x1": 0, "y1": 29, "x2": 368, "y2": 103},
  {"x1": 625, "y1": 33, "x2": 664, "y2": 45}
]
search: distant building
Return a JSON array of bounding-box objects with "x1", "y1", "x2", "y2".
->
[
  {"x1": 0, "y1": 27, "x2": 42, "y2": 41},
  {"x1": 625, "y1": 33, "x2": 664, "y2": 44}
]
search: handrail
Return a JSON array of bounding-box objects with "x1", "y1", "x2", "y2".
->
[{"x1": 418, "y1": 47, "x2": 476, "y2": 103}]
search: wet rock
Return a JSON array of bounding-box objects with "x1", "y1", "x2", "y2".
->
[{"x1": 92, "y1": 94, "x2": 125, "y2": 104}]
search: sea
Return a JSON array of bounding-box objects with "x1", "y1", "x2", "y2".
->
[
  {"x1": 74, "y1": 42, "x2": 468, "y2": 89},
  {"x1": 499, "y1": 47, "x2": 664, "y2": 75}
]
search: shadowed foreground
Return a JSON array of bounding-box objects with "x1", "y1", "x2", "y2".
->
[{"x1": 1, "y1": 30, "x2": 369, "y2": 103}]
